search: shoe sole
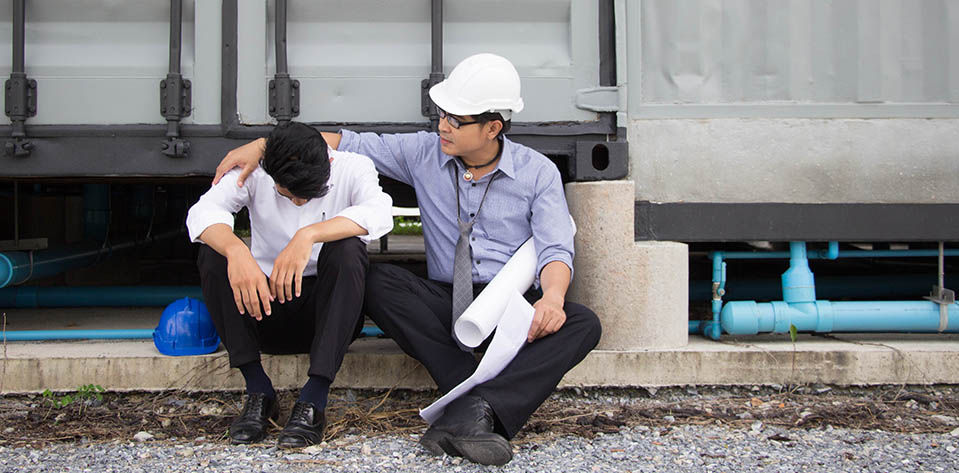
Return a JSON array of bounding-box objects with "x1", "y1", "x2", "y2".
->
[
  {"x1": 421, "y1": 430, "x2": 512, "y2": 466},
  {"x1": 420, "y1": 429, "x2": 457, "y2": 457},
  {"x1": 448, "y1": 434, "x2": 513, "y2": 466}
]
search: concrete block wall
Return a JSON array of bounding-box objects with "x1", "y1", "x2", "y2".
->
[{"x1": 566, "y1": 180, "x2": 688, "y2": 351}]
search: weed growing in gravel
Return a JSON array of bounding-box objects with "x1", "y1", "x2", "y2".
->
[{"x1": 42, "y1": 384, "x2": 106, "y2": 415}]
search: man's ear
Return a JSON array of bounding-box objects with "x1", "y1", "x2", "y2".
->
[{"x1": 485, "y1": 120, "x2": 503, "y2": 140}]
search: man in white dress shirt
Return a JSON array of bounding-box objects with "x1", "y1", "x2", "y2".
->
[{"x1": 186, "y1": 122, "x2": 392, "y2": 447}]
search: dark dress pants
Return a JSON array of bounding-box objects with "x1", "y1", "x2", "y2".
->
[
  {"x1": 197, "y1": 237, "x2": 367, "y2": 381},
  {"x1": 363, "y1": 263, "x2": 602, "y2": 438}
]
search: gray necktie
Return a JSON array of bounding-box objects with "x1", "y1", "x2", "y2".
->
[
  {"x1": 449, "y1": 163, "x2": 497, "y2": 351},
  {"x1": 451, "y1": 217, "x2": 474, "y2": 351}
]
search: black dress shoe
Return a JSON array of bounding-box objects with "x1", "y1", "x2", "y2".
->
[
  {"x1": 277, "y1": 401, "x2": 326, "y2": 448},
  {"x1": 419, "y1": 394, "x2": 512, "y2": 466},
  {"x1": 230, "y1": 392, "x2": 279, "y2": 444}
]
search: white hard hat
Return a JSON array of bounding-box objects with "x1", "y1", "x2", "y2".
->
[{"x1": 429, "y1": 53, "x2": 524, "y2": 121}]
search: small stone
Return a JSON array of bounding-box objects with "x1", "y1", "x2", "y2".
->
[
  {"x1": 737, "y1": 412, "x2": 754, "y2": 420},
  {"x1": 361, "y1": 444, "x2": 372, "y2": 455},
  {"x1": 949, "y1": 427, "x2": 959, "y2": 437},
  {"x1": 770, "y1": 384, "x2": 783, "y2": 391},
  {"x1": 160, "y1": 418, "x2": 171, "y2": 428},
  {"x1": 905, "y1": 399, "x2": 919, "y2": 410},
  {"x1": 663, "y1": 416, "x2": 676, "y2": 423},
  {"x1": 176, "y1": 448, "x2": 194, "y2": 457},
  {"x1": 751, "y1": 421, "x2": 763, "y2": 433},
  {"x1": 3, "y1": 427, "x2": 13, "y2": 433},
  {"x1": 931, "y1": 415, "x2": 958, "y2": 426},
  {"x1": 133, "y1": 431, "x2": 154, "y2": 442},
  {"x1": 303, "y1": 445, "x2": 323, "y2": 455},
  {"x1": 199, "y1": 405, "x2": 223, "y2": 416},
  {"x1": 194, "y1": 436, "x2": 206, "y2": 442},
  {"x1": 138, "y1": 452, "x2": 151, "y2": 459},
  {"x1": 645, "y1": 387, "x2": 659, "y2": 396},
  {"x1": 816, "y1": 387, "x2": 832, "y2": 394},
  {"x1": 451, "y1": 457, "x2": 462, "y2": 465}
]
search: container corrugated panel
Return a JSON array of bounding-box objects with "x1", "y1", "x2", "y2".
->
[
  {"x1": 237, "y1": 0, "x2": 602, "y2": 124},
  {"x1": 639, "y1": 0, "x2": 959, "y2": 106},
  {"x1": 0, "y1": 0, "x2": 215, "y2": 125}
]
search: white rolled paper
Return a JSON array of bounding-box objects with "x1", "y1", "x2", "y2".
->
[
  {"x1": 453, "y1": 216, "x2": 576, "y2": 348},
  {"x1": 454, "y1": 238, "x2": 536, "y2": 347}
]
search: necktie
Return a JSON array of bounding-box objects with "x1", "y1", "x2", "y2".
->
[
  {"x1": 451, "y1": 217, "x2": 474, "y2": 351},
  {"x1": 449, "y1": 163, "x2": 497, "y2": 351}
]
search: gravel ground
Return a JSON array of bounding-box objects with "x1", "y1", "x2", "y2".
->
[
  {"x1": 2, "y1": 424, "x2": 958, "y2": 473},
  {"x1": 4, "y1": 386, "x2": 959, "y2": 472}
]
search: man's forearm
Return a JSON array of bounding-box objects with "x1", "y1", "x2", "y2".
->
[
  {"x1": 320, "y1": 132, "x2": 342, "y2": 150},
  {"x1": 198, "y1": 223, "x2": 252, "y2": 260},
  {"x1": 299, "y1": 216, "x2": 367, "y2": 243},
  {"x1": 539, "y1": 261, "x2": 572, "y2": 302}
]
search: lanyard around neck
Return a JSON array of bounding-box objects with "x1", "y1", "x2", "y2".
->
[{"x1": 450, "y1": 163, "x2": 497, "y2": 224}]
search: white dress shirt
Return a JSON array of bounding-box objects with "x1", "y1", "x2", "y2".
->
[{"x1": 186, "y1": 148, "x2": 393, "y2": 277}]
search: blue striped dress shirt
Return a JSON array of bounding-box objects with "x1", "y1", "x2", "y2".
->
[{"x1": 339, "y1": 130, "x2": 575, "y2": 285}]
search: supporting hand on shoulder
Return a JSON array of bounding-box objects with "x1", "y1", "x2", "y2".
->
[{"x1": 213, "y1": 138, "x2": 267, "y2": 187}]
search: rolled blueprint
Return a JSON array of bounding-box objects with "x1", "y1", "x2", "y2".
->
[{"x1": 454, "y1": 238, "x2": 536, "y2": 347}]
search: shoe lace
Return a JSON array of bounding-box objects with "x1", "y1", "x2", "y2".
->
[
  {"x1": 241, "y1": 393, "x2": 268, "y2": 418},
  {"x1": 288, "y1": 402, "x2": 315, "y2": 425}
]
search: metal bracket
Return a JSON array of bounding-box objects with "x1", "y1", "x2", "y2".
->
[
  {"x1": 924, "y1": 242, "x2": 954, "y2": 332},
  {"x1": 159, "y1": 73, "x2": 192, "y2": 120},
  {"x1": 5, "y1": 73, "x2": 36, "y2": 120},
  {"x1": 0, "y1": 237, "x2": 47, "y2": 251},
  {"x1": 571, "y1": 140, "x2": 628, "y2": 181},
  {"x1": 421, "y1": 73, "x2": 445, "y2": 117},
  {"x1": 268, "y1": 74, "x2": 300, "y2": 121},
  {"x1": 160, "y1": 137, "x2": 191, "y2": 158},
  {"x1": 925, "y1": 286, "x2": 955, "y2": 332},
  {"x1": 575, "y1": 86, "x2": 621, "y2": 112},
  {"x1": 5, "y1": 72, "x2": 37, "y2": 156}
]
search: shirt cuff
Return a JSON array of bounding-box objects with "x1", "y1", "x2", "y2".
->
[
  {"x1": 536, "y1": 251, "x2": 575, "y2": 286},
  {"x1": 338, "y1": 129, "x2": 359, "y2": 153},
  {"x1": 335, "y1": 206, "x2": 393, "y2": 243},
  {"x1": 186, "y1": 214, "x2": 234, "y2": 243}
]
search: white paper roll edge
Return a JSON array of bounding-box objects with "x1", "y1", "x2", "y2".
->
[{"x1": 454, "y1": 237, "x2": 537, "y2": 347}]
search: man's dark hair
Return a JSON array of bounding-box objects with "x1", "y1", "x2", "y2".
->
[
  {"x1": 261, "y1": 122, "x2": 331, "y2": 200},
  {"x1": 476, "y1": 111, "x2": 511, "y2": 138}
]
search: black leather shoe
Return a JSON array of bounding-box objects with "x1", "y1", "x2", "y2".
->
[
  {"x1": 277, "y1": 401, "x2": 326, "y2": 448},
  {"x1": 419, "y1": 394, "x2": 512, "y2": 466},
  {"x1": 229, "y1": 393, "x2": 279, "y2": 444}
]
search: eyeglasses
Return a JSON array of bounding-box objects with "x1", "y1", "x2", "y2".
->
[
  {"x1": 274, "y1": 185, "x2": 310, "y2": 204},
  {"x1": 437, "y1": 108, "x2": 483, "y2": 129}
]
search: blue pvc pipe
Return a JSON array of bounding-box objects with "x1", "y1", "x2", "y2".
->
[
  {"x1": 721, "y1": 299, "x2": 959, "y2": 335},
  {"x1": 0, "y1": 229, "x2": 184, "y2": 288},
  {"x1": 3, "y1": 329, "x2": 155, "y2": 341},
  {"x1": 698, "y1": 241, "x2": 959, "y2": 338},
  {"x1": 3, "y1": 325, "x2": 386, "y2": 342},
  {"x1": 0, "y1": 286, "x2": 202, "y2": 308}
]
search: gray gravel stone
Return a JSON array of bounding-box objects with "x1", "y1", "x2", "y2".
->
[{"x1": 3, "y1": 424, "x2": 958, "y2": 472}]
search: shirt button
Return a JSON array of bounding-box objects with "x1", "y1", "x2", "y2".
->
[
  {"x1": 476, "y1": 260, "x2": 481, "y2": 264},
  {"x1": 471, "y1": 183, "x2": 476, "y2": 187},
  {"x1": 471, "y1": 237, "x2": 475, "y2": 241},
  {"x1": 469, "y1": 213, "x2": 475, "y2": 217}
]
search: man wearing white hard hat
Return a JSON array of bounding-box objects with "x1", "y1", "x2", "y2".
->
[{"x1": 214, "y1": 53, "x2": 602, "y2": 466}]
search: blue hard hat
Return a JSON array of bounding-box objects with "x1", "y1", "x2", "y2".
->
[{"x1": 153, "y1": 297, "x2": 221, "y2": 356}]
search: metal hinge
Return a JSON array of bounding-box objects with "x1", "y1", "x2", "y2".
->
[
  {"x1": 575, "y1": 86, "x2": 622, "y2": 113},
  {"x1": 5, "y1": 72, "x2": 37, "y2": 156},
  {"x1": 269, "y1": 74, "x2": 300, "y2": 121},
  {"x1": 421, "y1": 72, "x2": 445, "y2": 117},
  {"x1": 159, "y1": 73, "x2": 192, "y2": 120}
]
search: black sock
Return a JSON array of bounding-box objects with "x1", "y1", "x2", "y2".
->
[
  {"x1": 297, "y1": 375, "x2": 332, "y2": 411},
  {"x1": 238, "y1": 361, "x2": 276, "y2": 399}
]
